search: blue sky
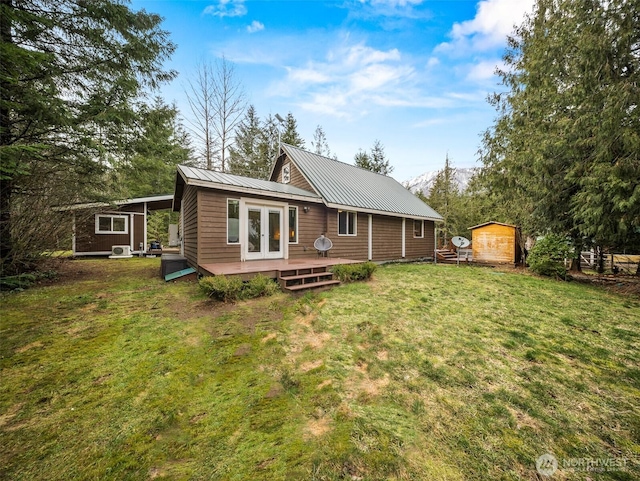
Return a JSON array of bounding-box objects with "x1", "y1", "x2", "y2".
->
[{"x1": 131, "y1": 0, "x2": 535, "y2": 181}]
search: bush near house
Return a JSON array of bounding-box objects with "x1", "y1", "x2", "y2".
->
[
  {"x1": 331, "y1": 262, "x2": 377, "y2": 282},
  {"x1": 527, "y1": 234, "x2": 573, "y2": 278},
  {"x1": 199, "y1": 273, "x2": 279, "y2": 302}
]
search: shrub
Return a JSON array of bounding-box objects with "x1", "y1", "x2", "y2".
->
[
  {"x1": 244, "y1": 274, "x2": 279, "y2": 299},
  {"x1": 331, "y1": 262, "x2": 377, "y2": 283},
  {"x1": 527, "y1": 234, "x2": 572, "y2": 279},
  {"x1": 199, "y1": 275, "x2": 244, "y2": 302},
  {"x1": 199, "y1": 274, "x2": 279, "y2": 302}
]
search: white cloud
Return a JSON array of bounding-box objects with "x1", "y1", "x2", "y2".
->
[
  {"x1": 273, "y1": 41, "x2": 418, "y2": 118},
  {"x1": 466, "y1": 59, "x2": 503, "y2": 81},
  {"x1": 246, "y1": 20, "x2": 264, "y2": 33},
  {"x1": 426, "y1": 56, "x2": 440, "y2": 68},
  {"x1": 438, "y1": 0, "x2": 534, "y2": 52},
  {"x1": 203, "y1": 0, "x2": 247, "y2": 18}
]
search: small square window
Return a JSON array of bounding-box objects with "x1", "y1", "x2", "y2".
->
[{"x1": 338, "y1": 211, "x2": 357, "y2": 236}]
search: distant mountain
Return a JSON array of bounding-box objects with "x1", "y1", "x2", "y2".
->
[{"x1": 403, "y1": 167, "x2": 478, "y2": 197}]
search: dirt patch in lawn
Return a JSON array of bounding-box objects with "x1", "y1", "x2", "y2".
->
[{"x1": 304, "y1": 416, "x2": 332, "y2": 439}]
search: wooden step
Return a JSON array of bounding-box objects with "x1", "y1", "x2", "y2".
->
[
  {"x1": 279, "y1": 271, "x2": 334, "y2": 282},
  {"x1": 277, "y1": 268, "x2": 340, "y2": 292},
  {"x1": 284, "y1": 279, "x2": 341, "y2": 292}
]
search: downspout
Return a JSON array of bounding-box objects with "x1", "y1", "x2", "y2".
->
[
  {"x1": 72, "y1": 212, "x2": 76, "y2": 256},
  {"x1": 368, "y1": 214, "x2": 372, "y2": 261},
  {"x1": 129, "y1": 215, "x2": 134, "y2": 252},
  {"x1": 402, "y1": 218, "x2": 406, "y2": 258},
  {"x1": 143, "y1": 202, "x2": 148, "y2": 254}
]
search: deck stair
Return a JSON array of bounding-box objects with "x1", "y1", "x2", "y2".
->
[
  {"x1": 436, "y1": 249, "x2": 459, "y2": 263},
  {"x1": 278, "y1": 266, "x2": 340, "y2": 292}
]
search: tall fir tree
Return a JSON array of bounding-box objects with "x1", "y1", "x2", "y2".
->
[
  {"x1": 280, "y1": 112, "x2": 305, "y2": 148},
  {"x1": 116, "y1": 97, "x2": 192, "y2": 198},
  {"x1": 0, "y1": 0, "x2": 175, "y2": 273},
  {"x1": 354, "y1": 140, "x2": 393, "y2": 175},
  {"x1": 228, "y1": 105, "x2": 268, "y2": 178},
  {"x1": 481, "y1": 0, "x2": 640, "y2": 267},
  {"x1": 427, "y1": 154, "x2": 458, "y2": 247}
]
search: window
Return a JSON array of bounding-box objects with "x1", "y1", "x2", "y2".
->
[
  {"x1": 338, "y1": 210, "x2": 357, "y2": 236},
  {"x1": 289, "y1": 206, "x2": 298, "y2": 243},
  {"x1": 414, "y1": 219, "x2": 424, "y2": 238},
  {"x1": 95, "y1": 215, "x2": 128, "y2": 234},
  {"x1": 282, "y1": 164, "x2": 291, "y2": 183},
  {"x1": 227, "y1": 199, "x2": 240, "y2": 244}
]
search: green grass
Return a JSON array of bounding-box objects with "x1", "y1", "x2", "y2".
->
[{"x1": 1, "y1": 259, "x2": 639, "y2": 480}]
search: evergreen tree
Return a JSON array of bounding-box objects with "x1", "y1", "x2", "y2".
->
[
  {"x1": 427, "y1": 155, "x2": 459, "y2": 247},
  {"x1": 117, "y1": 98, "x2": 192, "y2": 198},
  {"x1": 280, "y1": 112, "x2": 305, "y2": 148},
  {"x1": 355, "y1": 140, "x2": 393, "y2": 175},
  {"x1": 228, "y1": 105, "x2": 266, "y2": 178},
  {"x1": 481, "y1": 0, "x2": 640, "y2": 267},
  {"x1": 0, "y1": 0, "x2": 175, "y2": 273}
]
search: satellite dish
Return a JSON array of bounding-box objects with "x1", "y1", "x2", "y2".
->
[{"x1": 452, "y1": 236, "x2": 470, "y2": 248}]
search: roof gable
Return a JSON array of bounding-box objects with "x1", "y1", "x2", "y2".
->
[
  {"x1": 279, "y1": 144, "x2": 443, "y2": 220},
  {"x1": 174, "y1": 165, "x2": 322, "y2": 210}
]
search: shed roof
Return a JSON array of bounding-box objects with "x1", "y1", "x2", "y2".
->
[
  {"x1": 469, "y1": 221, "x2": 518, "y2": 230},
  {"x1": 279, "y1": 144, "x2": 443, "y2": 221},
  {"x1": 59, "y1": 194, "x2": 173, "y2": 211},
  {"x1": 174, "y1": 165, "x2": 322, "y2": 210}
]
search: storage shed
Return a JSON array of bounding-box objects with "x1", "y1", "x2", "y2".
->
[{"x1": 470, "y1": 222, "x2": 522, "y2": 265}]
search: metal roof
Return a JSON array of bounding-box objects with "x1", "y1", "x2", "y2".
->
[
  {"x1": 281, "y1": 144, "x2": 443, "y2": 220},
  {"x1": 58, "y1": 194, "x2": 173, "y2": 211},
  {"x1": 469, "y1": 221, "x2": 518, "y2": 230},
  {"x1": 177, "y1": 165, "x2": 321, "y2": 201}
]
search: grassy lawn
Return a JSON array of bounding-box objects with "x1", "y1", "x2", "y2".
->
[{"x1": 1, "y1": 258, "x2": 639, "y2": 480}]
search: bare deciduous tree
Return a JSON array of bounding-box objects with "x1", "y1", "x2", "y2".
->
[
  {"x1": 184, "y1": 61, "x2": 217, "y2": 170},
  {"x1": 185, "y1": 57, "x2": 246, "y2": 171},
  {"x1": 211, "y1": 56, "x2": 246, "y2": 172}
]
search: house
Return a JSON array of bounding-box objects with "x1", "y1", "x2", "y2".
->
[
  {"x1": 67, "y1": 195, "x2": 173, "y2": 256},
  {"x1": 470, "y1": 221, "x2": 522, "y2": 265},
  {"x1": 172, "y1": 144, "x2": 443, "y2": 276}
]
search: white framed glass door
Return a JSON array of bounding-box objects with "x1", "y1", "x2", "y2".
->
[{"x1": 245, "y1": 205, "x2": 284, "y2": 260}]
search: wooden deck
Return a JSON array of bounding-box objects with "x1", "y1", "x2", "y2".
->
[{"x1": 199, "y1": 257, "x2": 362, "y2": 279}]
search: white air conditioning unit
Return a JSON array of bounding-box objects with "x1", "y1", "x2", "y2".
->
[{"x1": 109, "y1": 245, "x2": 133, "y2": 258}]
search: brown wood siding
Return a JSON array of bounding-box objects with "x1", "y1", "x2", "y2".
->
[
  {"x1": 370, "y1": 216, "x2": 402, "y2": 261},
  {"x1": 273, "y1": 157, "x2": 316, "y2": 193},
  {"x1": 405, "y1": 220, "x2": 435, "y2": 259},
  {"x1": 472, "y1": 224, "x2": 516, "y2": 263},
  {"x1": 76, "y1": 220, "x2": 130, "y2": 252},
  {"x1": 75, "y1": 208, "x2": 137, "y2": 253},
  {"x1": 134, "y1": 213, "x2": 145, "y2": 250},
  {"x1": 326, "y1": 209, "x2": 368, "y2": 261},
  {"x1": 288, "y1": 203, "x2": 327, "y2": 259},
  {"x1": 197, "y1": 189, "x2": 241, "y2": 264},
  {"x1": 181, "y1": 185, "x2": 198, "y2": 266}
]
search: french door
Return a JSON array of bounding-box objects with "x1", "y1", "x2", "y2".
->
[{"x1": 245, "y1": 205, "x2": 284, "y2": 260}]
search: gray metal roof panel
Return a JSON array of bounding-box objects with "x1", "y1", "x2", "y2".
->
[
  {"x1": 178, "y1": 165, "x2": 321, "y2": 199},
  {"x1": 281, "y1": 144, "x2": 443, "y2": 220}
]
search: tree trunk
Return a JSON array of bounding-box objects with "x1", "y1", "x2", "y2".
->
[
  {"x1": 570, "y1": 241, "x2": 583, "y2": 272},
  {"x1": 0, "y1": 0, "x2": 14, "y2": 273}
]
